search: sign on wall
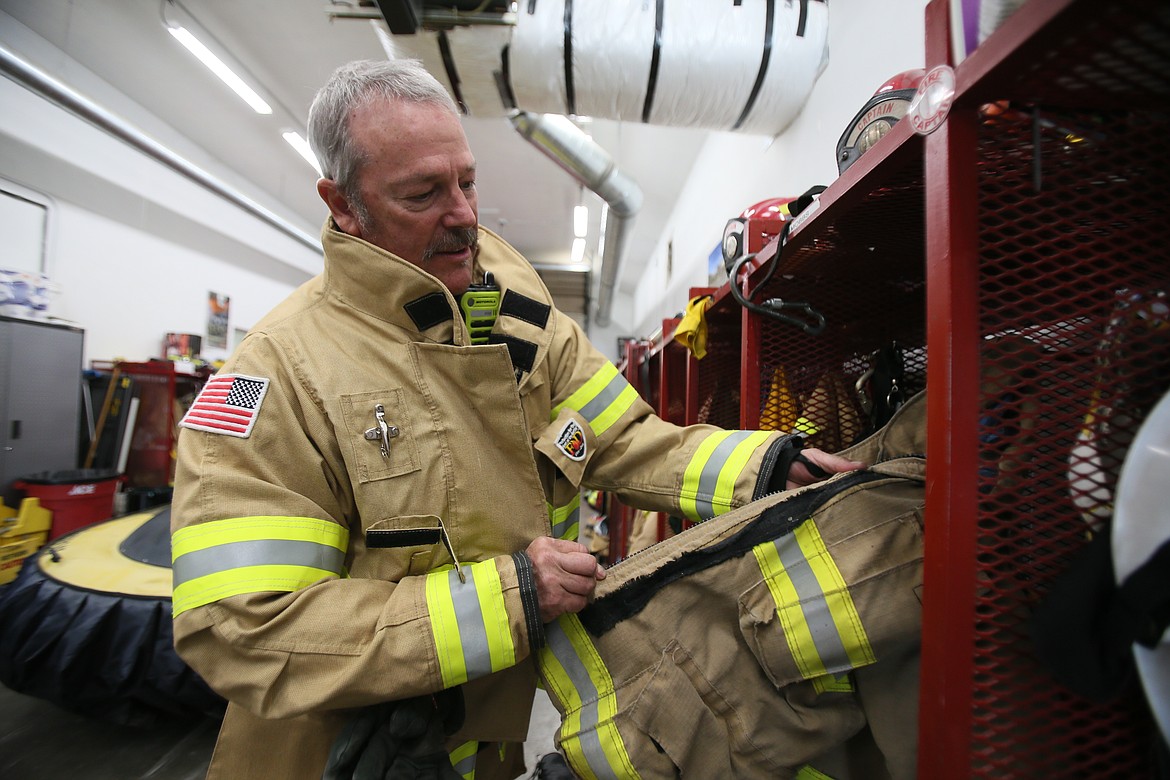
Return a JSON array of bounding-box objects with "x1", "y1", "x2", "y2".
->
[{"x1": 208, "y1": 291, "x2": 230, "y2": 349}]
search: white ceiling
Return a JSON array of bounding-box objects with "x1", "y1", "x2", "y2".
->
[{"x1": 0, "y1": 0, "x2": 713, "y2": 327}]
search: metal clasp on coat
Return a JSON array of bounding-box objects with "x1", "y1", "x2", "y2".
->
[{"x1": 364, "y1": 404, "x2": 399, "y2": 459}]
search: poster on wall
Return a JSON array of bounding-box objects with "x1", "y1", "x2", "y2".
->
[{"x1": 207, "y1": 291, "x2": 230, "y2": 349}]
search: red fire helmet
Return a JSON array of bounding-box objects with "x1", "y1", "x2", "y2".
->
[{"x1": 836, "y1": 68, "x2": 926, "y2": 175}]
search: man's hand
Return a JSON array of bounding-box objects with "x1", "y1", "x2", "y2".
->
[
  {"x1": 525, "y1": 536, "x2": 606, "y2": 624},
  {"x1": 785, "y1": 447, "x2": 866, "y2": 490}
]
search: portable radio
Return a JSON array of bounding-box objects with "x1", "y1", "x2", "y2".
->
[{"x1": 459, "y1": 271, "x2": 501, "y2": 345}]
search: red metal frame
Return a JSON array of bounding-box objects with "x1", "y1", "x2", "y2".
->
[
  {"x1": 642, "y1": 1, "x2": 1165, "y2": 772},
  {"x1": 917, "y1": 0, "x2": 1166, "y2": 774},
  {"x1": 919, "y1": 0, "x2": 981, "y2": 772}
]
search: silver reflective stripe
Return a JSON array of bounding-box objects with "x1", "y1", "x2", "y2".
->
[
  {"x1": 451, "y1": 748, "x2": 476, "y2": 778},
  {"x1": 577, "y1": 373, "x2": 629, "y2": 426},
  {"x1": 692, "y1": 430, "x2": 759, "y2": 519},
  {"x1": 448, "y1": 567, "x2": 494, "y2": 680},
  {"x1": 551, "y1": 503, "x2": 580, "y2": 540},
  {"x1": 771, "y1": 534, "x2": 850, "y2": 670},
  {"x1": 545, "y1": 622, "x2": 615, "y2": 780},
  {"x1": 172, "y1": 539, "x2": 345, "y2": 587}
]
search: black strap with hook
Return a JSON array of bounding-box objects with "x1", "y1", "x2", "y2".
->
[{"x1": 727, "y1": 219, "x2": 826, "y2": 336}]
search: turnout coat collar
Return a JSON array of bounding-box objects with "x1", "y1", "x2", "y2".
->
[{"x1": 318, "y1": 220, "x2": 556, "y2": 390}]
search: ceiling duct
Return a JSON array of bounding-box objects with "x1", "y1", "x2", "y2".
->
[
  {"x1": 373, "y1": 0, "x2": 829, "y2": 325},
  {"x1": 382, "y1": 0, "x2": 830, "y2": 133},
  {"x1": 507, "y1": 0, "x2": 829, "y2": 135},
  {"x1": 508, "y1": 111, "x2": 642, "y2": 328}
]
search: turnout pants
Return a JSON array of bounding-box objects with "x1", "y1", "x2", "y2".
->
[{"x1": 536, "y1": 393, "x2": 928, "y2": 779}]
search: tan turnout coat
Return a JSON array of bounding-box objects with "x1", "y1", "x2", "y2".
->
[{"x1": 171, "y1": 223, "x2": 790, "y2": 779}]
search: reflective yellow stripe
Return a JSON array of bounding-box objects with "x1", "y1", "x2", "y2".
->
[
  {"x1": 427, "y1": 568, "x2": 467, "y2": 688},
  {"x1": 795, "y1": 765, "x2": 835, "y2": 779},
  {"x1": 449, "y1": 740, "x2": 477, "y2": 779},
  {"x1": 589, "y1": 384, "x2": 638, "y2": 437},
  {"x1": 755, "y1": 541, "x2": 824, "y2": 678},
  {"x1": 752, "y1": 521, "x2": 875, "y2": 680},
  {"x1": 552, "y1": 363, "x2": 639, "y2": 437},
  {"x1": 553, "y1": 363, "x2": 618, "y2": 419},
  {"x1": 473, "y1": 560, "x2": 517, "y2": 671},
  {"x1": 173, "y1": 564, "x2": 338, "y2": 616},
  {"x1": 171, "y1": 516, "x2": 348, "y2": 617},
  {"x1": 538, "y1": 615, "x2": 640, "y2": 780},
  {"x1": 171, "y1": 516, "x2": 348, "y2": 557},
  {"x1": 811, "y1": 672, "x2": 854, "y2": 694},
  {"x1": 711, "y1": 431, "x2": 770, "y2": 513},
  {"x1": 678, "y1": 430, "x2": 771, "y2": 521},
  {"x1": 799, "y1": 522, "x2": 874, "y2": 671},
  {"x1": 548, "y1": 494, "x2": 582, "y2": 541},
  {"x1": 426, "y1": 560, "x2": 516, "y2": 689}
]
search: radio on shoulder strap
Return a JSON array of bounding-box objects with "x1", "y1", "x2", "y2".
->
[{"x1": 459, "y1": 271, "x2": 501, "y2": 345}]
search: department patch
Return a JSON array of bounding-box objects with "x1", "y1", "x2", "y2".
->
[
  {"x1": 180, "y1": 374, "x2": 269, "y2": 438},
  {"x1": 555, "y1": 419, "x2": 587, "y2": 461}
]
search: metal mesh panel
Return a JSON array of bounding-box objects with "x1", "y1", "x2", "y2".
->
[
  {"x1": 752, "y1": 172, "x2": 927, "y2": 450},
  {"x1": 660, "y1": 339, "x2": 688, "y2": 425},
  {"x1": 967, "y1": 102, "x2": 1168, "y2": 775},
  {"x1": 694, "y1": 297, "x2": 742, "y2": 428},
  {"x1": 644, "y1": 349, "x2": 661, "y2": 414},
  {"x1": 1004, "y1": 6, "x2": 1170, "y2": 111}
]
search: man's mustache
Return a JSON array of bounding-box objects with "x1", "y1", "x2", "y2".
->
[{"x1": 423, "y1": 227, "x2": 478, "y2": 261}]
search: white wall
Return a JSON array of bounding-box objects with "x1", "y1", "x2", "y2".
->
[
  {"x1": 44, "y1": 203, "x2": 304, "y2": 365},
  {"x1": 590, "y1": 0, "x2": 930, "y2": 353},
  {"x1": 0, "y1": 16, "x2": 321, "y2": 367}
]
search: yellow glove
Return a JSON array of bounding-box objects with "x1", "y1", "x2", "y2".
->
[{"x1": 674, "y1": 295, "x2": 713, "y2": 359}]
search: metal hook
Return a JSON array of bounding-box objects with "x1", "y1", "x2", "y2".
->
[{"x1": 364, "y1": 404, "x2": 399, "y2": 459}]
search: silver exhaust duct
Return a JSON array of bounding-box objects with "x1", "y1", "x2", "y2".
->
[{"x1": 507, "y1": 109, "x2": 642, "y2": 328}]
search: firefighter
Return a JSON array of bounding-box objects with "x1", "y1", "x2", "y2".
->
[{"x1": 170, "y1": 58, "x2": 864, "y2": 780}]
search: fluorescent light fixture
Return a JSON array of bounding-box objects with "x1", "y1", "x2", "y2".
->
[
  {"x1": 167, "y1": 25, "x2": 272, "y2": 114},
  {"x1": 571, "y1": 237, "x2": 586, "y2": 264},
  {"x1": 283, "y1": 131, "x2": 322, "y2": 175},
  {"x1": 574, "y1": 204, "x2": 589, "y2": 238}
]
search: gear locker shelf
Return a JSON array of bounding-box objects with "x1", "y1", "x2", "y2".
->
[{"x1": 634, "y1": 0, "x2": 1168, "y2": 774}]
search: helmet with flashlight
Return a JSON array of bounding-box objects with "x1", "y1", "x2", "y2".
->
[
  {"x1": 722, "y1": 196, "x2": 796, "y2": 275},
  {"x1": 836, "y1": 69, "x2": 925, "y2": 175}
]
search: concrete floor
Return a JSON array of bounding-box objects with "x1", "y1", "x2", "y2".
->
[{"x1": 0, "y1": 683, "x2": 562, "y2": 779}]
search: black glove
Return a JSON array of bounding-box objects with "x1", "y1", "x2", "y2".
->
[
  {"x1": 324, "y1": 700, "x2": 398, "y2": 780},
  {"x1": 531, "y1": 752, "x2": 577, "y2": 779},
  {"x1": 322, "y1": 689, "x2": 465, "y2": 780}
]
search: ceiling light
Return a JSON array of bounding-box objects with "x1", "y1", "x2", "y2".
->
[
  {"x1": 574, "y1": 204, "x2": 589, "y2": 239},
  {"x1": 282, "y1": 131, "x2": 322, "y2": 175},
  {"x1": 571, "y1": 237, "x2": 586, "y2": 265},
  {"x1": 166, "y1": 24, "x2": 272, "y2": 114}
]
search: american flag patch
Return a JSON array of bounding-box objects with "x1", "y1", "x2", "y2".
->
[{"x1": 180, "y1": 374, "x2": 270, "y2": 438}]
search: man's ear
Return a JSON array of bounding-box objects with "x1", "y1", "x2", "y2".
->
[{"x1": 317, "y1": 178, "x2": 363, "y2": 237}]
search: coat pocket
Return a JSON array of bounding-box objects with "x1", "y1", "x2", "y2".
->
[
  {"x1": 737, "y1": 519, "x2": 879, "y2": 691},
  {"x1": 339, "y1": 388, "x2": 421, "y2": 483},
  {"x1": 737, "y1": 508, "x2": 925, "y2": 690},
  {"x1": 352, "y1": 514, "x2": 455, "y2": 580}
]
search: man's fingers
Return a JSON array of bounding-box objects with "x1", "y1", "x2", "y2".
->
[
  {"x1": 786, "y1": 448, "x2": 868, "y2": 489},
  {"x1": 558, "y1": 550, "x2": 603, "y2": 577},
  {"x1": 527, "y1": 535, "x2": 609, "y2": 622}
]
